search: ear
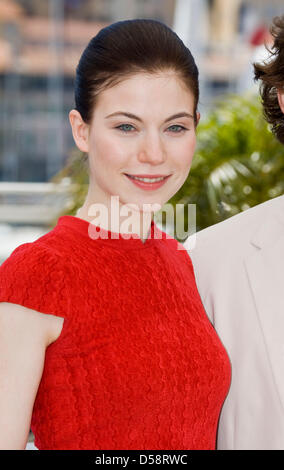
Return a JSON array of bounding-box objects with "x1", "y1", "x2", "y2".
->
[
  {"x1": 195, "y1": 111, "x2": 201, "y2": 127},
  {"x1": 277, "y1": 89, "x2": 284, "y2": 114},
  {"x1": 69, "y1": 109, "x2": 89, "y2": 153}
]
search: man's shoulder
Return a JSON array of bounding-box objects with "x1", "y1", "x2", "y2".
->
[
  {"x1": 185, "y1": 195, "x2": 284, "y2": 255},
  {"x1": 194, "y1": 195, "x2": 283, "y2": 241}
]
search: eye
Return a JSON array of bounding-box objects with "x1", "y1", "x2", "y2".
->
[
  {"x1": 115, "y1": 124, "x2": 135, "y2": 133},
  {"x1": 167, "y1": 125, "x2": 188, "y2": 133},
  {"x1": 115, "y1": 123, "x2": 189, "y2": 134}
]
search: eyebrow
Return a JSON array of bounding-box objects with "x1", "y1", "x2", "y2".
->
[{"x1": 105, "y1": 111, "x2": 194, "y2": 123}]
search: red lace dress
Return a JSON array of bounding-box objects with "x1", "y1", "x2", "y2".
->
[{"x1": 0, "y1": 215, "x2": 231, "y2": 450}]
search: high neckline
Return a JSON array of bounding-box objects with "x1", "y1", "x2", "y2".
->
[{"x1": 56, "y1": 215, "x2": 168, "y2": 250}]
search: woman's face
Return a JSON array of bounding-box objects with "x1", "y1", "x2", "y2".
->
[{"x1": 71, "y1": 71, "x2": 199, "y2": 213}]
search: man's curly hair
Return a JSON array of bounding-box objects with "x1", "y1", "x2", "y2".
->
[{"x1": 253, "y1": 15, "x2": 284, "y2": 144}]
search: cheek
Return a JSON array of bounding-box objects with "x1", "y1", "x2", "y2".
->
[
  {"x1": 89, "y1": 134, "x2": 127, "y2": 169},
  {"x1": 176, "y1": 134, "x2": 197, "y2": 170}
]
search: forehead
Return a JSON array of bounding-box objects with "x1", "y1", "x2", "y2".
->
[{"x1": 96, "y1": 72, "x2": 194, "y2": 109}]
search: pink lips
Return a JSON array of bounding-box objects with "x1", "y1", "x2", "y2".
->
[
  {"x1": 127, "y1": 174, "x2": 169, "y2": 178},
  {"x1": 124, "y1": 173, "x2": 171, "y2": 191}
]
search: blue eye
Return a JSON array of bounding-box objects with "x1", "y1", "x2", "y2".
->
[
  {"x1": 115, "y1": 124, "x2": 135, "y2": 132},
  {"x1": 168, "y1": 125, "x2": 188, "y2": 133}
]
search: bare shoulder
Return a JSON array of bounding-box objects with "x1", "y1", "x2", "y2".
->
[{"x1": 0, "y1": 302, "x2": 64, "y2": 347}]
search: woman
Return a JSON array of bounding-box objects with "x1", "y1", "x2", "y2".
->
[{"x1": 0, "y1": 19, "x2": 231, "y2": 450}]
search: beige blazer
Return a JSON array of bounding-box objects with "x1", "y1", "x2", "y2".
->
[{"x1": 184, "y1": 195, "x2": 284, "y2": 450}]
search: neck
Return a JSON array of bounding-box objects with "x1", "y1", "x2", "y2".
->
[{"x1": 76, "y1": 198, "x2": 153, "y2": 243}]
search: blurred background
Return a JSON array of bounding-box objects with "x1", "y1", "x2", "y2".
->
[
  {"x1": 0, "y1": 0, "x2": 284, "y2": 264},
  {"x1": 0, "y1": 0, "x2": 284, "y2": 450}
]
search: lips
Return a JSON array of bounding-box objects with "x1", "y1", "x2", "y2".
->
[
  {"x1": 124, "y1": 173, "x2": 170, "y2": 182},
  {"x1": 124, "y1": 173, "x2": 171, "y2": 190},
  {"x1": 125, "y1": 174, "x2": 169, "y2": 178}
]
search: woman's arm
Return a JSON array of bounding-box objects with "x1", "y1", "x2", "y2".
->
[{"x1": 0, "y1": 302, "x2": 63, "y2": 449}]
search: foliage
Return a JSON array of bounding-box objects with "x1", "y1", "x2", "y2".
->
[
  {"x1": 51, "y1": 92, "x2": 284, "y2": 238},
  {"x1": 50, "y1": 148, "x2": 89, "y2": 225},
  {"x1": 169, "y1": 91, "x2": 284, "y2": 235}
]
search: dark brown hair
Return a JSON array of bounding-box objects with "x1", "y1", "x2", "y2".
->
[
  {"x1": 253, "y1": 15, "x2": 284, "y2": 144},
  {"x1": 74, "y1": 18, "x2": 199, "y2": 126}
]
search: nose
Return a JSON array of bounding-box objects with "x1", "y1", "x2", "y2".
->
[{"x1": 137, "y1": 131, "x2": 166, "y2": 165}]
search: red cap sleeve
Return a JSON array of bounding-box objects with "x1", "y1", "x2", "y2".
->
[{"x1": 0, "y1": 242, "x2": 71, "y2": 319}]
